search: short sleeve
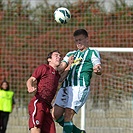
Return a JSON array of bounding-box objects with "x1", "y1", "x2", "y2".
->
[
  {"x1": 32, "y1": 65, "x2": 46, "y2": 80},
  {"x1": 62, "y1": 51, "x2": 76, "y2": 64},
  {"x1": 91, "y1": 50, "x2": 101, "y2": 66}
]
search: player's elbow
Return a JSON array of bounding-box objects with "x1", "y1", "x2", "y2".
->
[{"x1": 59, "y1": 77, "x2": 64, "y2": 83}]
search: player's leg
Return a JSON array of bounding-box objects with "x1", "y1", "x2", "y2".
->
[
  {"x1": 28, "y1": 97, "x2": 44, "y2": 133},
  {"x1": 64, "y1": 86, "x2": 90, "y2": 133},
  {"x1": 63, "y1": 108, "x2": 75, "y2": 133},
  {"x1": 52, "y1": 104, "x2": 65, "y2": 126},
  {"x1": 52, "y1": 87, "x2": 67, "y2": 126},
  {"x1": 42, "y1": 105, "x2": 56, "y2": 133},
  {"x1": 30, "y1": 127, "x2": 41, "y2": 133},
  {"x1": 62, "y1": 86, "x2": 79, "y2": 133}
]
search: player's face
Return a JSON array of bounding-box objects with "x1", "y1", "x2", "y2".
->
[
  {"x1": 50, "y1": 52, "x2": 61, "y2": 67},
  {"x1": 74, "y1": 34, "x2": 89, "y2": 51}
]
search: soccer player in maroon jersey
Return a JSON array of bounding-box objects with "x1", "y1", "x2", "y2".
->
[{"x1": 26, "y1": 50, "x2": 73, "y2": 133}]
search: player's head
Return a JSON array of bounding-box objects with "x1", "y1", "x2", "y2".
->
[
  {"x1": 47, "y1": 50, "x2": 61, "y2": 67},
  {"x1": 0, "y1": 80, "x2": 10, "y2": 91},
  {"x1": 73, "y1": 29, "x2": 88, "y2": 37},
  {"x1": 73, "y1": 29, "x2": 89, "y2": 51}
]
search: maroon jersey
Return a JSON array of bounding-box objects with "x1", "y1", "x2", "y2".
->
[{"x1": 32, "y1": 64, "x2": 60, "y2": 104}]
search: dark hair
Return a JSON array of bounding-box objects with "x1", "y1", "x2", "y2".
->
[
  {"x1": 73, "y1": 29, "x2": 88, "y2": 37},
  {"x1": 0, "y1": 80, "x2": 10, "y2": 91},
  {"x1": 46, "y1": 50, "x2": 60, "y2": 64}
]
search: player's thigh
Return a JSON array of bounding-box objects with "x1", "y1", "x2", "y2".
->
[
  {"x1": 66, "y1": 86, "x2": 90, "y2": 113},
  {"x1": 54, "y1": 87, "x2": 68, "y2": 108},
  {"x1": 29, "y1": 98, "x2": 51, "y2": 130},
  {"x1": 30, "y1": 127, "x2": 41, "y2": 133},
  {"x1": 52, "y1": 104, "x2": 65, "y2": 120},
  {"x1": 42, "y1": 111, "x2": 56, "y2": 133}
]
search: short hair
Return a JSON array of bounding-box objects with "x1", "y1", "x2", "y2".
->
[
  {"x1": 46, "y1": 50, "x2": 60, "y2": 64},
  {"x1": 73, "y1": 29, "x2": 88, "y2": 37}
]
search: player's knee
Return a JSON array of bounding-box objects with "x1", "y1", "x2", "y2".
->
[
  {"x1": 64, "y1": 108, "x2": 75, "y2": 122},
  {"x1": 52, "y1": 112, "x2": 63, "y2": 121},
  {"x1": 51, "y1": 107, "x2": 63, "y2": 120}
]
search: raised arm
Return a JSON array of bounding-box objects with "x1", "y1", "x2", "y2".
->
[
  {"x1": 59, "y1": 55, "x2": 74, "y2": 82},
  {"x1": 58, "y1": 51, "x2": 75, "y2": 74},
  {"x1": 58, "y1": 61, "x2": 68, "y2": 74}
]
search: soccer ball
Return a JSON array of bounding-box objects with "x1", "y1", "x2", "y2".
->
[{"x1": 54, "y1": 7, "x2": 71, "y2": 24}]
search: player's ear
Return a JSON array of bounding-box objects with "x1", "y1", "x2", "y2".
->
[
  {"x1": 47, "y1": 58, "x2": 51, "y2": 63},
  {"x1": 86, "y1": 37, "x2": 89, "y2": 43}
]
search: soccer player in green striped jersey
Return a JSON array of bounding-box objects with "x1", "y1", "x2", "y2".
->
[{"x1": 52, "y1": 29, "x2": 102, "y2": 133}]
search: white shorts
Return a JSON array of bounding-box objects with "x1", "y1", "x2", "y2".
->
[{"x1": 54, "y1": 86, "x2": 90, "y2": 113}]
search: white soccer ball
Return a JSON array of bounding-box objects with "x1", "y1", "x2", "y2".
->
[{"x1": 54, "y1": 7, "x2": 71, "y2": 24}]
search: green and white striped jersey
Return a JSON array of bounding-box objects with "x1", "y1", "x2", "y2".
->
[{"x1": 62, "y1": 48, "x2": 101, "y2": 87}]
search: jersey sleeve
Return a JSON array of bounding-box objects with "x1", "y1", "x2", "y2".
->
[
  {"x1": 91, "y1": 50, "x2": 101, "y2": 66},
  {"x1": 32, "y1": 65, "x2": 46, "y2": 80},
  {"x1": 62, "y1": 51, "x2": 76, "y2": 64}
]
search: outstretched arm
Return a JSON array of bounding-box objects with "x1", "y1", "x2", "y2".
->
[{"x1": 26, "y1": 76, "x2": 37, "y2": 93}]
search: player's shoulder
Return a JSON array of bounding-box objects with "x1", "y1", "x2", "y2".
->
[
  {"x1": 89, "y1": 48, "x2": 100, "y2": 54},
  {"x1": 36, "y1": 64, "x2": 48, "y2": 70},
  {"x1": 89, "y1": 47, "x2": 98, "y2": 52},
  {"x1": 38, "y1": 64, "x2": 47, "y2": 67},
  {"x1": 37, "y1": 64, "x2": 51, "y2": 73},
  {"x1": 89, "y1": 48, "x2": 100, "y2": 58}
]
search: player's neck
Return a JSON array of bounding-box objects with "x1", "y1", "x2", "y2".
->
[
  {"x1": 79, "y1": 47, "x2": 87, "y2": 52},
  {"x1": 49, "y1": 64, "x2": 58, "y2": 71}
]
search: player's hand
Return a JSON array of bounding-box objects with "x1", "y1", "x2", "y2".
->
[
  {"x1": 28, "y1": 87, "x2": 37, "y2": 93},
  {"x1": 68, "y1": 55, "x2": 74, "y2": 65},
  {"x1": 93, "y1": 64, "x2": 102, "y2": 75}
]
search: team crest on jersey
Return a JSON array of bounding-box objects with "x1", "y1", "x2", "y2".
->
[
  {"x1": 36, "y1": 120, "x2": 40, "y2": 125},
  {"x1": 52, "y1": 72, "x2": 55, "y2": 74},
  {"x1": 71, "y1": 58, "x2": 82, "y2": 67}
]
